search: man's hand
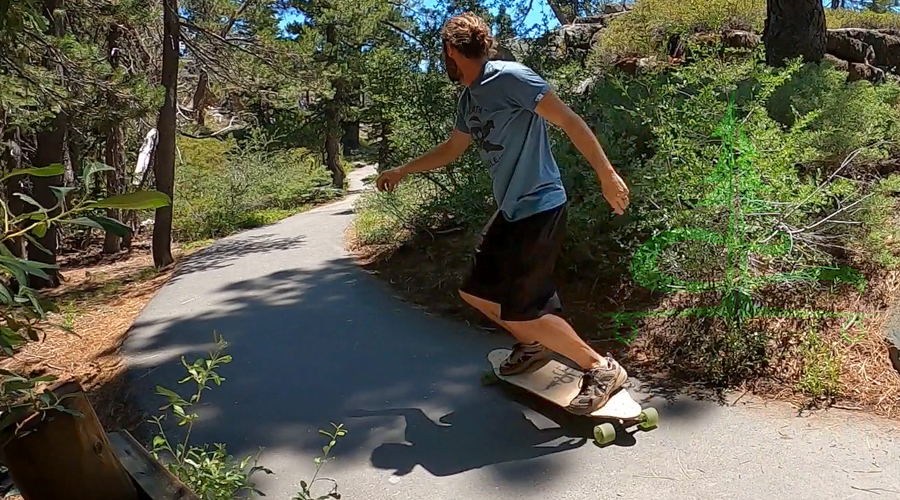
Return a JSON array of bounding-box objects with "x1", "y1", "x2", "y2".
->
[
  {"x1": 599, "y1": 170, "x2": 629, "y2": 215},
  {"x1": 535, "y1": 90, "x2": 630, "y2": 215},
  {"x1": 376, "y1": 167, "x2": 406, "y2": 192}
]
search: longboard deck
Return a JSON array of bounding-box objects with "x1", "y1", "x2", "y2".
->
[{"x1": 487, "y1": 348, "x2": 642, "y2": 420}]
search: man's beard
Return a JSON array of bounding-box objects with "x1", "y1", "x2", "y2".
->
[{"x1": 444, "y1": 52, "x2": 462, "y2": 82}]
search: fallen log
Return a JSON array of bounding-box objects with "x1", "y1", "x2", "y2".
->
[{"x1": 0, "y1": 381, "x2": 139, "y2": 500}]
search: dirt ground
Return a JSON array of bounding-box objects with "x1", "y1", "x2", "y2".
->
[
  {"x1": 0, "y1": 236, "x2": 203, "y2": 435},
  {"x1": 348, "y1": 226, "x2": 900, "y2": 420}
]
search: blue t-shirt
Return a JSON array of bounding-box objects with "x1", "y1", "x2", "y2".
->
[{"x1": 454, "y1": 61, "x2": 567, "y2": 222}]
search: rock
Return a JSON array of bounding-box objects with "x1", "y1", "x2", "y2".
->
[
  {"x1": 823, "y1": 53, "x2": 849, "y2": 71},
  {"x1": 828, "y1": 28, "x2": 900, "y2": 73},
  {"x1": 827, "y1": 30, "x2": 876, "y2": 65},
  {"x1": 491, "y1": 43, "x2": 517, "y2": 62},
  {"x1": 848, "y1": 62, "x2": 885, "y2": 83},
  {"x1": 722, "y1": 29, "x2": 761, "y2": 50},
  {"x1": 603, "y1": 2, "x2": 630, "y2": 14},
  {"x1": 613, "y1": 56, "x2": 661, "y2": 76},
  {"x1": 823, "y1": 54, "x2": 884, "y2": 84}
]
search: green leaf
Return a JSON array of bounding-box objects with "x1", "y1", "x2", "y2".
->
[
  {"x1": 92, "y1": 191, "x2": 171, "y2": 210},
  {"x1": 61, "y1": 216, "x2": 131, "y2": 237},
  {"x1": 1, "y1": 164, "x2": 65, "y2": 181},
  {"x1": 33, "y1": 222, "x2": 47, "y2": 238},
  {"x1": 60, "y1": 217, "x2": 103, "y2": 231},
  {"x1": 81, "y1": 162, "x2": 115, "y2": 192},
  {"x1": 49, "y1": 186, "x2": 75, "y2": 205},
  {"x1": 15, "y1": 193, "x2": 47, "y2": 212}
]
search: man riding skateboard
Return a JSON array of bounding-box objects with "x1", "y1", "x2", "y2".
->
[{"x1": 376, "y1": 12, "x2": 631, "y2": 415}]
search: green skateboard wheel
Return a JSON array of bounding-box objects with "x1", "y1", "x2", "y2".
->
[
  {"x1": 594, "y1": 423, "x2": 616, "y2": 446},
  {"x1": 638, "y1": 407, "x2": 659, "y2": 430}
]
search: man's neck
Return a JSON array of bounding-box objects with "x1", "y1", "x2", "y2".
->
[{"x1": 460, "y1": 57, "x2": 488, "y2": 87}]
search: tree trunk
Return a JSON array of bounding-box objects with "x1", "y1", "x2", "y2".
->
[
  {"x1": 324, "y1": 23, "x2": 345, "y2": 189},
  {"x1": 104, "y1": 23, "x2": 125, "y2": 254},
  {"x1": 324, "y1": 119, "x2": 344, "y2": 189},
  {"x1": 377, "y1": 119, "x2": 391, "y2": 171},
  {"x1": 763, "y1": 0, "x2": 827, "y2": 67},
  {"x1": 342, "y1": 121, "x2": 360, "y2": 156},
  {"x1": 29, "y1": 115, "x2": 66, "y2": 290},
  {"x1": 27, "y1": 0, "x2": 67, "y2": 289},
  {"x1": 192, "y1": 70, "x2": 209, "y2": 127},
  {"x1": 153, "y1": 0, "x2": 177, "y2": 268},
  {"x1": 546, "y1": 0, "x2": 576, "y2": 24}
]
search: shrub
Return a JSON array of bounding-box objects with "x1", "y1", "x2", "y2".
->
[
  {"x1": 595, "y1": 1, "x2": 900, "y2": 60},
  {"x1": 596, "y1": 0, "x2": 765, "y2": 59},
  {"x1": 173, "y1": 130, "x2": 341, "y2": 242}
]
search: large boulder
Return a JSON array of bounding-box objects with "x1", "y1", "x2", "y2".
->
[
  {"x1": 827, "y1": 30, "x2": 877, "y2": 65},
  {"x1": 828, "y1": 28, "x2": 900, "y2": 73}
]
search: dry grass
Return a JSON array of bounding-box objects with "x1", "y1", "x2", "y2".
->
[{"x1": 0, "y1": 238, "x2": 202, "y2": 433}]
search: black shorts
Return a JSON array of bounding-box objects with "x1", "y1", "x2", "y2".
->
[{"x1": 460, "y1": 203, "x2": 567, "y2": 321}]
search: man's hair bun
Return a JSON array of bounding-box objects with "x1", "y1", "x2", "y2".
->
[{"x1": 441, "y1": 12, "x2": 496, "y2": 59}]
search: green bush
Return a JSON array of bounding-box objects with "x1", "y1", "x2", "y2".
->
[
  {"x1": 596, "y1": 0, "x2": 765, "y2": 59},
  {"x1": 827, "y1": 8, "x2": 900, "y2": 30},
  {"x1": 173, "y1": 130, "x2": 342, "y2": 242}
]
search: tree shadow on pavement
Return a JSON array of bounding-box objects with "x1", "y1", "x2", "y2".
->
[
  {"x1": 123, "y1": 254, "x2": 713, "y2": 494},
  {"x1": 172, "y1": 233, "x2": 306, "y2": 280}
]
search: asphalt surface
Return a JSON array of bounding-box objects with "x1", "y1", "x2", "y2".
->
[{"x1": 124, "y1": 165, "x2": 900, "y2": 500}]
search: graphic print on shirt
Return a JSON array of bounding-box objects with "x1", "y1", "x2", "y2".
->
[{"x1": 470, "y1": 117, "x2": 503, "y2": 154}]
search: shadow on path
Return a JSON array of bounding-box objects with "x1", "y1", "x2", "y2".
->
[
  {"x1": 351, "y1": 402, "x2": 587, "y2": 478},
  {"x1": 172, "y1": 233, "x2": 306, "y2": 280}
]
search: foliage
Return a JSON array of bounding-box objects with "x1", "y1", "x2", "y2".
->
[
  {"x1": 173, "y1": 129, "x2": 341, "y2": 242},
  {"x1": 355, "y1": 42, "x2": 900, "y2": 383},
  {"x1": 596, "y1": 0, "x2": 765, "y2": 59},
  {"x1": 150, "y1": 332, "x2": 272, "y2": 500},
  {"x1": 292, "y1": 423, "x2": 348, "y2": 500},
  {"x1": 594, "y1": 0, "x2": 900, "y2": 60},
  {"x1": 0, "y1": 164, "x2": 170, "y2": 433}
]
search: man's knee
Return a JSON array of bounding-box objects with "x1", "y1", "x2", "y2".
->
[{"x1": 459, "y1": 289, "x2": 501, "y2": 319}]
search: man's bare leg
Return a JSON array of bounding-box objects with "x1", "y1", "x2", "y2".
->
[{"x1": 459, "y1": 290, "x2": 607, "y2": 370}]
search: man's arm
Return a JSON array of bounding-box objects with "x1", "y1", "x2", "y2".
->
[
  {"x1": 399, "y1": 128, "x2": 471, "y2": 175},
  {"x1": 534, "y1": 91, "x2": 616, "y2": 180},
  {"x1": 376, "y1": 128, "x2": 471, "y2": 192},
  {"x1": 534, "y1": 90, "x2": 630, "y2": 214}
]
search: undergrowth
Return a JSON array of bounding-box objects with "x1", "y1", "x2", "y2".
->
[
  {"x1": 353, "y1": 44, "x2": 900, "y2": 393},
  {"x1": 174, "y1": 129, "x2": 343, "y2": 243}
]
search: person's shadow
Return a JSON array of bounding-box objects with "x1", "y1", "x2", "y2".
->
[{"x1": 350, "y1": 394, "x2": 594, "y2": 478}]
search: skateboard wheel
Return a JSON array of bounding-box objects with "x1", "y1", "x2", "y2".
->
[
  {"x1": 480, "y1": 369, "x2": 500, "y2": 386},
  {"x1": 593, "y1": 423, "x2": 616, "y2": 446},
  {"x1": 638, "y1": 407, "x2": 659, "y2": 430}
]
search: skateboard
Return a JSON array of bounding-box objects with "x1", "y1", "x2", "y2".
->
[{"x1": 481, "y1": 348, "x2": 659, "y2": 446}]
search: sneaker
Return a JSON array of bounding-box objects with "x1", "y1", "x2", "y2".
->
[
  {"x1": 566, "y1": 356, "x2": 628, "y2": 415},
  {"x1": 499, "y1": 342, "x2": 550, "y2": 376}
]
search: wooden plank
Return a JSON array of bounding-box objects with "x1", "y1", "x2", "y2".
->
[
  {"x1": 109, "y1": 430, "x2": 201, "y2": 500},
  {"x1": 487, "y1": 348, "x2": 642, "y2": 419},
  {"x1": 0, "y1": 381, "x2": 140, "y2": 500}
]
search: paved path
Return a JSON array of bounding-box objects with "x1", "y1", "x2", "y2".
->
[{"x1": 125, "y1": 165, "x2": 900, "y2": 500}]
